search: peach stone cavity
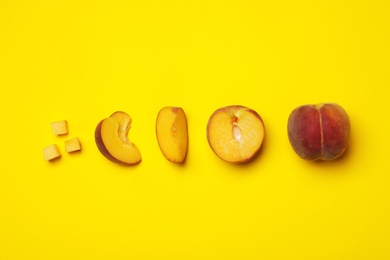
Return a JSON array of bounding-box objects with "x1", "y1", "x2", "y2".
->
[{"x1": 207, "y1": 106, "x2": 265, "y2": 163}]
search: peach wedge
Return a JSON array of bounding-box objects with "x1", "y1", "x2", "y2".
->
[
  {"x1": 95, "y1": 111, "x2": 141, "y2": 165},
  {"x1": 207, "y1": 105, "x2": 265, "y2": 163},
  {"x1": 156, "y1": 107, "x2": 188, "y2": 163}
]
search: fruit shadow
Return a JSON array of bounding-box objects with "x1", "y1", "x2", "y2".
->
[
  {"x1": 311, "y1": 145, "x2": 352, "y2": 166},
  {"x1": 300, "y1": 143, "x2": 354, "y2": 179},
  {"x1": 47, "y1": 156, "x2": 62, "y2": 164},
  {"x1": 68, "y1": 149, "x2": 83, "y2": 157}
]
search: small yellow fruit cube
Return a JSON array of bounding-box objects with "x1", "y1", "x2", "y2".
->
[
  {"x1": 65, "y1": 137, "x2": 82, "y2": 153},
  {"x1": 43, "y1": 144, "x2": 61, "y2": 161},
  {"x1": 51, "y1": 120, "x2": 68, "y2": 136}
]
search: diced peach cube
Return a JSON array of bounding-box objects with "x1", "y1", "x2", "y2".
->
[
  {"x1": 65, "y1": 137, "x2": 82, "y2": 153},
  {"x1": 43, "y1": 144, "x2": 61, "y2": 161},
  {"x1": 51, "y1": 120, "x2": 68, "y2": 135}
]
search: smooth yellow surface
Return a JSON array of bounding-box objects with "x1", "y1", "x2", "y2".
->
[{"x1": 1, "y1": 0, "x2": 389, "y2": 259}]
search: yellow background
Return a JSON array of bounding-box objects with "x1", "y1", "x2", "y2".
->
[{"x1": 1, "y1": 0, "x2": 390, "y2": 259}]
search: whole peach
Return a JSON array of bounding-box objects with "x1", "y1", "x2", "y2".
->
[{"x1": 287, "y1": 103, "x2": 350, "y2": 161}]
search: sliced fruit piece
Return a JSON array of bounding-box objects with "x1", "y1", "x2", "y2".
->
[
  {"x1": 43, "y1": 144, "x2": 62, "y2": 161},
  {"x1": 65, "y1": 137, "x2": 82, "y2": 153},
  {"x1": 95, "y1": 111, "x2": 141, "y2": 165},
  {"x1": 156, "y1": 107, "x2": 188, "y2": 163},
  {"x1": 51, "y1": 120, "x2": 68, "y2": 136},
  {"x1": 207, "y1": 105, "x2": 265, "y2": 163}
]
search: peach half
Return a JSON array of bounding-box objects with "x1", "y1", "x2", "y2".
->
[
  {"x1": 95, "y1": 111, "x2": 141, "y2": 165},
  {"x1": 207, "y1": 105, "x2": 265, "y2": 163},
  {"x1": 287, "y1": 103, "x2": 350, "y2": 161},
  {"x1": 156, "y1": 107, "x2": 188, "y2": 163}
]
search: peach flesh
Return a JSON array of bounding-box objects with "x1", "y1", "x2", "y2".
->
[
  {"x1": 95, "y1": 111, "x2": 141, "y2": 166},
  {"x1": 207, "y1": 105, "x2": 265, "y2": 163},
  {"x1": 156, "y1": 107, "x2": 188, "y2": 163},
  {"x1": 287, "y1": 103, "x2": 350, "y2": 161}
]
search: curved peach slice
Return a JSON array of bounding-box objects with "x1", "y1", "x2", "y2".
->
[
  {"x1": 156, "y1": 107, "x2": 188, "y2": 163},
  {"x1": 207, "y1": 105, "x2": 265, "y2": 163},
  {"x1": 95, "y1": 111, "x2": 141, "y2": 165}
]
